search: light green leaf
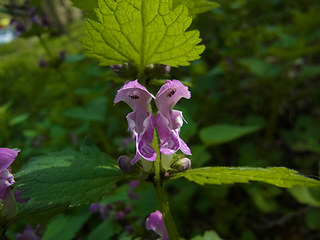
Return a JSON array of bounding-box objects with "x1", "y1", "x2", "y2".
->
[
  {"x1": 16, "y1": 145, "x2": 124, "y2": 206},
  {"x1": 43, "y1": 211, "x2": 91, "y2": 240},
  {"x1": 171, "y1": 167, "x2": 320, "y2": 188},
  {"x1": 82, "y1": 0, "x2": 205, "y2": 68},
  {"x1": 172, "y1": 0, "x2": 219, "y2": 17},
  {"x1": 199, "y1": 124, "x2": 262, "y2": 145}
]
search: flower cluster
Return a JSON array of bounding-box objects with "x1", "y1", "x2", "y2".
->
[
  {"x1": 0, "y1": 148, "x2": 19, "y2": 200},
  {"x1": 114, "y1": 80, "x2": 191, "y2": 165}
]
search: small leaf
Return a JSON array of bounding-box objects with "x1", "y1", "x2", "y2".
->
[
  {"x1": 172, "y1": 0, "x2": 219, "y2": 17},
  {"x1": 199, "y1": 124, "x2": 262, "y2": 145},
  {"x1": 16, "y1": 146, "x2": 124, "y2": 206},
  {"x1": 171, "y1": 167, "x2": 320, "y2": 188},
  {"x1": 82, "y1": 0, "x2": 205, "y2": 68}
]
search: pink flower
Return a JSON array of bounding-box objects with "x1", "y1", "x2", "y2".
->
[
  {"x1": 146, "y1": 210, "x2": 169, "y2": 240},
  {"x1": 114, "y1": 80, "x2": 156, "y2": 164},
  {"x1": 0, "y1": 148, "x2": 19, "y2": 199},
  {"x1": 155, "y1": 80, "x2": 191, "y2": 156}
]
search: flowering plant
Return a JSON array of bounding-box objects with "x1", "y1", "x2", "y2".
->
[{"x1": 1, "y1": 0, "x2": 320, "y2": 239}]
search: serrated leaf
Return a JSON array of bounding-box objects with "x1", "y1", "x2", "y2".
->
[
  {"x1": 199, "y1": 124, "x2": 262, "y2": 146},
  {"x1": 172, "y1": 0, "x2": 219, "y2": 17},
  {"x1": 171, "y1": 167, "x2": 320, "y2": 188},
  {"x1": 16, "y1": 146, "x2": 124, "y2": 206},
  {"x1": 82, "y1": 0, "x2": 205, "y2": 68}
]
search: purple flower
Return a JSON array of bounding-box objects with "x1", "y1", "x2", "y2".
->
[
  {"x1": 17, "y1": 225, "x2": 41, "y2": 240},
  {"x1": 15, "y1": 190, "x2": 30, "y2": 203},
  {"x1": 117, "y1": 155, "x2": 133, "y2": 172},
  {"x1": 155, "y1": 80, "x2": 192, "y2": 156},
  {"x1": 146, "y1": 210, "x2": 169, "y2": 240},
  {"x1": 0, "y1": 148, "x2": 19, "y2": 199},
  {"x1": 41, "y1": 16, "x2": 49, "y2": 27},
  {"x1": 38, "y1": 59, "x2": 47, "y2": 68},
  {"x1": 114, "y1": 80, "x2": 156, "y2": 164}
]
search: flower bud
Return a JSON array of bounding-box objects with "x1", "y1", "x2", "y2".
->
[
  {"x1": 117, "y1": 155, "x2": 132, "y2": 172},
  {"x1": 110, "y1": 63, "x2": 138, "y2": 78},
  {"x1": 175, "y1": 157, "x2": 191, "y2": 172},
  {"x1": 38, "y1": 59, "x2": 47, "y2": 68}
]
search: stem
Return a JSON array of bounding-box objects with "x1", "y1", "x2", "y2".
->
[
  {"x1": 38, "y1": 34, "x2": 53, "y2": 59},
  {"x1": 37, "y1": 35, "x2": 69, "y2": 85},
  {"x1": 154, "y1": 181, "x2": 180, "y2": 240},
  {"x1": 151, "y1": 122, "x2": 180, "y2": 239}
]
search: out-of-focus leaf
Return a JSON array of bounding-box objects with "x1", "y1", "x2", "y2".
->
[
  {"x1": 63, "y1": 97, "x2": 107, "y2": 121},
  {"x1": 9, "y1": 113, "x2": 29, "y2": 126},
  {"x1": 82, "y1": 0, "x2": 205, "y2": 68},
  {"x1": 305, "y1": 210, "x2": 320, "y2": 230},
  {"x1": 171, "y1": 167, "x2": 320, "y2": 188},
  {"x1": 100, "y1": 184, "x2": 129, "y2": 205},
  {"x1": 87, "y1": 218, "x2": 121, "y2": 240},
  {"x1": 282, "y1": 116, "x2": 320, "y2": 154},
  {"x1": 199, "y1": 124, "x2": 262, "y2": 146},
  {"x1": 191, "y1": 230, "x2": 222, "y2": 240},
  {"x1": 70, "y1": 0, "x2": 98, "y2": 21},
  {"x1": 172, "y1": 0, "x2": 219, "y2": 17},
  {"x1": 289, "y1": 187, "x2": 320, "y2": 207},
  {"x1": 42, "y1": 211, "x2": 91, "y2": 240}
]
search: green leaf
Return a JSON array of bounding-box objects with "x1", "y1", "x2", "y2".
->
[
  {"x1": 100, "y1": 184, "x2": 129, "y2": 205},
  {"x1": 191, "y1": 230, "x2": 222, "y2": 240},
  {"x1": 171, "y1": 167, "x2": 320, "y2": 188},
  {"x1": 82, "y1": 0, "x2": 205, "y2": 68},
  {"x1": 63, "y1": 97, "x2": 107, "y2": 121},
  {"x1": 70, "y1": 0, "x2": 98, "y2": 21},
  {"x1": 70, "y1": 0, "x2": 97, "y2": 11},
  {"x1": 87, "y1": 218, "x2": 121, "y2": 240},
  {"x1": 16, "y1": 145, "x2": 124, "y2": 206},
  {"x1": 43, "y1": 210, "x2": 91, "y2": 240},
  {"x1": 172, "y1": 0, "x2": 219, "y2": 17},
  {"x1": 199, "y1": 124, "x2": 262, "y2": 146},
  {"x1": 288, "y1": 187, "x2": 320, "y2": 207}
]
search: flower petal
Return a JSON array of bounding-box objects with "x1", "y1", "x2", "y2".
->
[
  {"x1": 114, "y1": 79, "x2": 155, "y2": 111},
  {"x1": 146, "y1": 210, "x2": 169, "y2": 240},
  {"x1": 155, "y1": 80, "x2": 190, "y2": 114},
  {"x1": 0, "y1": 148, "x2": 19, "y2": 170}
]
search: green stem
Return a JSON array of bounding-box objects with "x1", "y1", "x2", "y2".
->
[
  {"x1": 37, "y1": 35, "x2": 69, "y2": 85},
  {"x1": 38, "y1": 34, "x2": 53, "y2": 59},
  {"x1": 151, "y1": 122, "x2": 180, "y2": 239}
]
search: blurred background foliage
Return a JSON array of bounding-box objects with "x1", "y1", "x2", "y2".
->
[{"x1": 1, "y1": 0, "x2": 320, "y2": 239}]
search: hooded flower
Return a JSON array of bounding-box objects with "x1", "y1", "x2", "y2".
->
[
  {"x1": 0, "y1": 148, "x2": 19, "y2": 199},
  {"x1": 114, "y1": 80, "x2": 156, "y2": 164},
  {"x1": 146, "y1": 210, "x2": 169, "y2": 240},
  {"x1": 155, "y1": 80, "x2": 191, "y2": 156}
]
